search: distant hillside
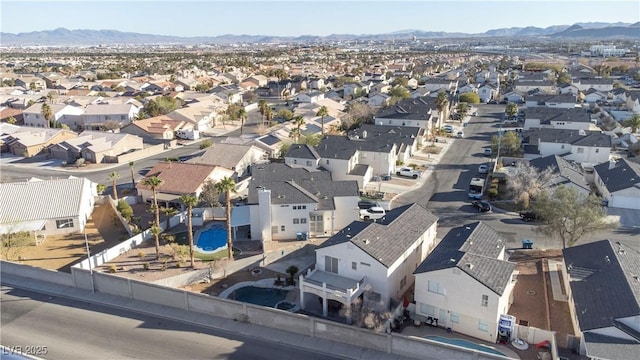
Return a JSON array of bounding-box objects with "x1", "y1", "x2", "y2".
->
[{"x1": 1, "y1": 22, "x2": 638, "y2": 46}]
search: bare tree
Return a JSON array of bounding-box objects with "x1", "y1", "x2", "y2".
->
[{"x1": 506, "y1": 162, "x2": 555, "y2": 209}]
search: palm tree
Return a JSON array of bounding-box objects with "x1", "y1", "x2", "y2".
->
[
  {"x1": 316, "y1": 106, "x2": 329, "y2": 136},
  {"x1": 108, "y1": 171, "x2": 120, "y2": 200},
  {"x1": 179, "y1": 194, "x2": 199, "y2": 268},
  {"x1": 215, "y1": 177, "x2": 237, "y2": 260},
  {"x1": 46, "y1": 91, "x2": 55, "y2": 104},
  {"x1": 264, "y1": 107, "x2": 273, "y2": 127},
  {"x1": 143, "y1": 176, "x2": 164, "y2": 260},
  {"x1": 258, "y1": 99, "x2": 267, "y2": 125},
  {"x1": 622, "y1": 114, "x2": 640, "y2": 134},
  {"x1": 129, "y1": 161, "x2": 136, "y2": 190},
  {"x1": 160, "y1": 206, "x2": 179, "y2": 230},
  {"x1": 238, "y1": 107, "x2": 246, "y2": 135},
  {"x1": 435, "y1": 91, "x2": 449, "y2": 129},
  {"x1": 289, "y1": 127, "x2": 301, "y2": 143},
  {"x1": 293, "y1": 115, "x2": 305, "y2": 143},
  {"x1": 41, "y1": 103, "x2": 53, "y2": 128}
]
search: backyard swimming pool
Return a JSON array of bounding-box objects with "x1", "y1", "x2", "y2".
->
[
  {"x1": 228, "y1": 286, "x2": 290, "y2": 308},
  {"x1": 196, "y1": 223, "x2": 227, "y2": 253},
  {"x1": 425, "y1": 336, "x2": 506, "y2": 357}
]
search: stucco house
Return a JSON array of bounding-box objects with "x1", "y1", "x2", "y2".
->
[
  {"x1": 49, "y1": 131, "x2": 144, "y2": 164},
  {"x1": 22, "y1": 103, "x2": 85, "y2": 129},
  {"x1": 525, "y1": 94, "x2": 578, "y2": 109},
  {"x1": 0, "y1": 177, "x2": 97, "y2": 236},
  {"x1": 186, "y1": 143, "x2": 268, "y2": 180},
  {"x1": 284, "y1": 144, "x2": 322, "y2": 169},
  {"x1": 593, "y1": 158, "x2": 640, "y2": 210},
  {"x1": 374, "y1": 97, "x2": 435, "y2": 130},
  {"x1": 522, "y1": 128, "x2": 612, "y2": 166},
  {"x1": 1, "y1": 126, "x2": 77, "y2": 157},
  {"x1": 528, "y1": 155, "x2": 590, "y2": 195},
  {"x1": 478, "y1": 84, "x2": 499, "y2": 103},
  {"x1": 523, "y1": 107, "x2": 593, "y2": 131},
  {"x1": 247, "y1": 163, "x2": 359, "y2": 242},
  {"x1": 413, "y1": 222, "x2": 516, "y2": 343},
  {"x1": 120, "y1": 115, "x2": 189, "y2": 142},
  {"x1": 562, "y1": 240, "x2": 640, "y2": 360},
  {"x1": 83, "y1": 103, "x2": 139, "y2": 130},
  {"x1": 300, "y1": 203, "x2": 439, "y2": 320}
]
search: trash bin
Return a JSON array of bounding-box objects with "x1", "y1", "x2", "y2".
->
[
  {"x1": 303, "y1": 232, "x2": 309, "y2": 240},
  {"x1": 522, "y1": 240, "x2": 533, "y2": 249},
  {"x1": 296, "y1": 232, "x2": 303, "y2": 241},
  {"x1": 382, "y1": 175, "x2": 391, "y2": 181}
]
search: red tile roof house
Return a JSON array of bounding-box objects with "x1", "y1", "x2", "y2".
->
[{"x1": 136, "y1": 162, "x2": 234, "y2": 208}]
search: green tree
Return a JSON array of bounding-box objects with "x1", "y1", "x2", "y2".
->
[
  {"x1": 316, "y1": 106, "x2": 329, "y2": 137},
  {"x1": 435, "y1": 91, "x2": 449, "y2": 129},
  {"x1": 179, "y1": 194, "x2": 199, "y2": 268},
  {"x1": 532, "y1": 186, "x2": 618, "y2": 248},
  {"x1": 6, "y1": 116, "x2": 17, "y2": 124},
  {"x1": 264, "y1": 107, "x2": 274, "y2": 126},
  {"x1": 291, "y1": 115, "x2": 305, "y2": 143},
  {"x1": 392, "y1": 77, "x2": 409, "y2": 87},
  {"x1": 160, "y1": 207, "x2": 179, "y2": 231},
  {"x1": 108, "y1": 171, "x2": 121, "y2": 200},
  {"x1": 286, "y1": 265, "x2": 299, "y2": 286},
  {"x1": 622, "y1": 114, "x2": 640, "y2": 133},
  {"x1": 505, "y1": 102, "x2": 519, "y2": 118},
  {"x1": 390, "y1": 86, "x2": 411, "y2": 100},
  {"x1": 289, "y1": 127, "x2": 301, "y2": 143},
  {"x1": 301, "y1": 134, "x2": 322, "y2": 146},
  {"x1": 41, "y1": 103, "x2": 53, "y2": 128},
  {"x1": 129, "y1": 161, "x2": 136, "y2": 190},
  {"x1": 491, "y1": 131, "x2": 521, "y2": 156},
  {"x1": 459, "y1": 92, "x2": 480, "y2": 104},
  {"x1": 143, "y1": 176, "x2": 164, "y2": 260},
  {"x1": 456, "y1": 102, "x2": 468, "y2": 122},
  {"x1": 96, "y1": 183, "x2": 106, "y2": 195},
  {"x1": 116, "y1": 199, "x2": 134, "y2": 222},
  {"x1": 556, "y1": 72, "x2": 572, "y2": 85},
  {"x1": 277, "y1": 108, "x2": 294, "y2": 121},
  {"x1": 258, "y1": 99, "x2": 268, "y2": 124},
  {"x1": 215, "y1": 177, "x2": 237, "y2": 260}
]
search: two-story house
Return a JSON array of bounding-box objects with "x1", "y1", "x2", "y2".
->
[
  {"x1": 23, "y1": 103, "x2": 85, "y2": 129},
  {"x1": 374, "y1": 97, "x2": 435, "y2": 130},
  {"x1": 524, "y1": 94, "x2": 578, "y2": 109},
  {"x1": 83, "y1": 103, "x2": 139, "y2": 130},
  {"x1": 522, "y1": 128, "x2": 612, "y2": 165},
  {"x1": 247, "y1": 163, "x2": 359, "y2": 242},
  {"x1": 523, "y1": 107, "x2": 593, "y2": 131},
  {"x1": 300, "y1": 203, "x2": 438, "y2": 321},
  {"x1": 187, "y1": 143, "x2": 268, "y2": 180},
  {"x1": 593, "y1": 158, "x2": 640, "y2": 210},
  {"x1": 413, "y1": 222, "x2": 516, "y2": 343}
]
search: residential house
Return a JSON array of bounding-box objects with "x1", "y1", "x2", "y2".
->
[
  {"x1": 582, "y1": 89, "x2": 607, "y2": 104},
  {"x1": 49, "y1": 131, "x2": 143, "y2": 164},
  {"x1": 457, "y1": 83, "x2": 477, "y2": 95},
  {"x1": 240, "y1": 75, "x2": 268, "y2": 89},
  {"x1": 120, "y1": 115, "x2": 189, "y2": 142},
  {"x1": 478, "y1": 84, "x2": 499, "y2": 103},
  {"x1": 247, "y1": 163, "x2": 360, "y2": 241},
  {"x1": 374, "y1": 97, "x2": 435, "y2": 130},
  {"x1": 525, "y1": 94, "x2": 578, "y2": 109},
  {"x1": 573, "y1": 78, "x2": 615, "y2": 92},
  {"x1": 300, "y1": 203, "x2": 439, "y2": 319},
  {"x1": 83, "y1": 103, "x2": 139, "y2": 130},
  {"x1": 137, "y1": 162, "x2": 234, "y2": 207},
  {"x1": 0, "y1": 177, "x2": 97, "y2": 236},
  {"x1": 367, "y1": 93, "x2": 391, "y2": 107},
  {"x1": 528, "y1": 155, "x2": 590, "y2": 195},
  {"x1": 187, "y1": 143, "x2": 268, "y2": 180},
  {"x1": 593, "y1": 158, "x2": 640, "y2": 210},
  {"x1": 294, "y1": 91, "x2": 324, "y2": 104},
  {"x1": 514, "y1": 80, "x2": 556, "y2": 94},
  {"x1": 624, "y1": 90, "x2": 640, "y2": 113},
  {"x1": 23, "y1": 103, "x2": 85, "y2": 129},
  {"x1": 562, "y1": 240, "x2": 640, "y2": 360},
  {"x1": 501, "y1": 91, "x2": 525, "y2": 104},
  {"x1": 558, "y1": 83, "x2": 581, "y2": 96},
  {"x1": 422, "y1": 78, "x2": 458, "y2": 93},
  {"x1": 253, "y1": 134, "x2": 285, "y2": 158},
  {"x1": 166, "y1": 105, "x2": 216, "y2": 131},
  {"x1": 523, "y1": 107, "x2": 593, "y2": 131},
  {"x1": 1, "y1": 126, "x2": 77, "y2": 157},
  {"x1": 343, "y1": 82, "x2": 371, "y2": 98},
  {"x1": 209, "y1": 84, "x2": 243, "y2": 104},
  {"x1": 522, "y1": 128, "x2": 612, "y2": 165},
  {"x1": 413, "y1": 222, "x2": 516, "y2": 343},
  {"x1": 14, "y1": 76, "x2": 46, "y2": 91},
  {"x1": 284, "y1": 143, "x2": 322, "y2": 169}
]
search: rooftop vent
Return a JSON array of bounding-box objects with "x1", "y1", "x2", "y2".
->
[
  {"x1": 364, "y1": 239, "x2": 370, "y2": 245},
  {"x1": 466, "y1": 263, "x2": 474, "y2": 270}
]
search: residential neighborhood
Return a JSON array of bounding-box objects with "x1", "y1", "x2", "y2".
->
[{"x1": 2, "y1": 13, "x2": 640, "y2": 360}]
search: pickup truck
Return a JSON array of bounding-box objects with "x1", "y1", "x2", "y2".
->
[{"x1": 396, "y1": 167, "x2": 422, "y2": 179}]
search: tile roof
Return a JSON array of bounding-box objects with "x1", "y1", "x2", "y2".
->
[
  {"x1": 523, "y1": 128, "x2": 612, "y2": 148},
  {"x1": 414, "y1": 222, "x2": 515, "y2": 296},
  {"x1": 563, "y1": 240, "x2": 640, "y2": 331},
  {"x1": 84, "y1": 103, "x2": 135, "y2": 115},
  {"x1": 188, "y1": 143, "x2": 261, "y2": 169},
  {"x1": 127, "y1": 115, "x2": 185, "y2": 134},
  {"x1": 247, "y1": 163, "x2": 358, "y2": 210},
  {"x1": 136, "y1": 162, "x2": 217, "y2": 194},
  {"x1": 0, "y1": 177, "x2": 93, "y2": 224},
  {"x1": 593, "y1": 158, "x2": 640, "y2": 193},
  {"x1": 318, "y1": 203, "x2": 438, "y2": 268}
]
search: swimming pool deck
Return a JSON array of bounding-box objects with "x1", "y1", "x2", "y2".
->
[{"x1": 194, "y1": 222, "x2": 228, "y2": 254}]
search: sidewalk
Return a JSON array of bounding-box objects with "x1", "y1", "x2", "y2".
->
[{"x1": 1, "y1": 273, "x2": 415, "y2": 360}]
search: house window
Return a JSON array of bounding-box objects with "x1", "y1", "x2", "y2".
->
[
  {"x1": 280, "y1": 225, "x2": 286, "y2": 232},
  {"x1": 293, "y1": 219, "x2": 300, "y2": 224},
  {"x1": 306, "y1": 161, "x2": 312, "y2": 166},
  {"x1": 478, "y1": 320, "x2": 489, "y2": 332},
  {"x1": 56, "y1": 218, "x2": 74, "y2": 229},
  {"x1": 481, "y1": 294, "x2": 489, "y2": 307},
  {"x1": 271, "y1": 226, "x2": 278, "y2": 234},
  {"x1": 360, "y1": 262, "x2": 370, "y2": 267},
  {"x1": 428, "y1": 281, "x2": 445, "y2": 295},
  {"x1": 325, "y1": 256, "x2": 338, "y2": 273},
  {"x1": 302, "y1": 205, "x2": 306, "y2": 209},
  {"x1": 560, "y1": 145, "x2": 565, "y2": 149},
  {"x1": 400, "y1": 276, "x2": 407, "y2": 289},
  {"x1": 577, "y1": 148, "x2": 584, "y2": 153},
  {"x1": 293, "y1": 159, "x2": 297, "y2": 164},
  {"x1": 120, "y1": 115, "x2": 125, "y2": 120},
  {"x1": 595, "y1": 148, "x2": 599, "y2": 153},
  {"x1": 326, "y1": 160, "x2": 330, "y2": 165},
  {"x1": 450, "y1": 312, "x2": 460, "y2": 324},
  {"x1": 420, "y1": 304, "x2": 435, "y2": 316},
  {"x1": 352, "y1": 262, "x2": 357, "y2": 270},
  {"x1": 300, "y1": 218, "x2": 307, "y2": 224}
]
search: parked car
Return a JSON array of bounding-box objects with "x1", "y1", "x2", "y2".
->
[
  {"x1": 360, "y1": 207, "x2": 386, "y2": 221},
  {"x1": 519, "y1": 211, "x2": 540, "y2": 222},
  {"x1": 484, "y1": 148, "x2": 492, "y2": 156},
  {"x1": 471, "y1": 200, "x2": 491, "y2": 212},
  {"x1": 396, "y1": 167, "x2": 422, "y2": 179},
  {"x1": 358, "y1": 200, "x2": 378, "y2": 210},
  {"x1": 443, "y1": 124, "x2": 454, "y2": 133},
  {"x1": 456, "y1": 131, "x2": 464, "y2": 138},
  {"x1": 478, "y1": 164, "x2": 488, "y2": 174}
]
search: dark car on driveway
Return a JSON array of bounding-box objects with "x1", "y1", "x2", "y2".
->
[
  {"x1": 471, "y1": 200, "x2": 491, "y2": 212},
  {"x1": 519, "y1": 211, "x2": 540, "y2": 222}
]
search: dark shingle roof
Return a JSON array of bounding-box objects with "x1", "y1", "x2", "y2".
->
[
  {"x1": 284, "y1": 144, "x2": 321, "y2": 160},
  {"x1": 529, "y1": 155, "x2": 590, "y2": 191},
  {"x1": 593, "y1": 158, "x2": 640, "y2": 193},
  {"x1": 525, "y1": 107, "x2": 590, "y2": 124},
  {"x1": 523, "y1": 128, "x2": 612, "y2": 148},
  {"x1": 583, "y1": 332, "x2": 640, "y2": 360},
  {"x1": 374, "y1": 97, "x2": 434, "y2": 121},
  {"x1": 525, "y1": 94, "x2": 577, "y2": 104},
  {"x1": 248, "y1": 163, "x2": 358, "y2": 210},
  {"x1": 562, "y1": 240, "x2": 640, "y2": 331},
  {"x1": 414, "y1": 222, "x2": 515, "y2": 296},
  {"x1": 318, "y1": 203, "x2": 438, "y2": 268}
]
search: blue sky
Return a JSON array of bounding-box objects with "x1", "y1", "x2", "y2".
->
[{"x1": 1, "y1": 1, "x2": 638, "y2": 37}]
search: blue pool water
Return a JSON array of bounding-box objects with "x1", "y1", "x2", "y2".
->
[
  {"x1": 229, "y1": 286, "x2": 289, "y2": 307},
  {"x1": 196, "y1": 224, "x2": 227, "y2": 253},
  {"x1": 426, "y1": 336, "x2": 506, "y2": 356}
]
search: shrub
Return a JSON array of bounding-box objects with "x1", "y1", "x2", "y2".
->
[
  {"x1": 137, "y1": 251, "x2": 145, "y2": 258},
  {"x1": 143, "y1": 262, "x2": 150, "y2": 270},
  {"x1": 488, "y1": 188, "x2": 498, "y2": 199},
  {"x1": 199, "y1": 139, "x2": 212, "y2": 149},
  {"x1": 116, "y1": 199, "x2": 134, "y2": 222},
  {"x1": 395, "y1": 160, "x2": 404, "y2": 166},
  {"x1": 108, "y1": 264, "x2": 117, "y2": 273}
]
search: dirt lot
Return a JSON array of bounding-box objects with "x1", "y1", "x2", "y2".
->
[{"x1": 10, "y1": 202, "x2": 127, "y2": 272}]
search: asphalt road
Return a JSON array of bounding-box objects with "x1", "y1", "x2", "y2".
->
[
  {"x1": 0, "y1": 285, "x2": 342, "y2": 360},
  {"x1": 394, "y1": 104, "x2": 640, "y2": 251}
]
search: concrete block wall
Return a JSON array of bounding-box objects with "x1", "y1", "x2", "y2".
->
[
  {"x1": 1, "y1": 261, "x2": 73, "y2": 286},
  {"x1": 314, "y1": 320, "x2": 388, "y2": 353},
  {"x1": 71, "y1": 267, "x2": 95, "y2": 291},
  {"x1": 94, "y1": 272, "x2": 131, "y2": 298},
  {"x1": 186, "y1": 292, "x2": 246, "y2": 319},
  {"x1": 130, "y1": 279, "x2": 187, "y2": 309},
  {"x1": 245, "y1": 305, "x2": 309, "y2": 334}
]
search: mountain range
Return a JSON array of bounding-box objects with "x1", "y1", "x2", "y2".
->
[{"x1": 1, "y1": 22, "x2": 639, "y2": 46}]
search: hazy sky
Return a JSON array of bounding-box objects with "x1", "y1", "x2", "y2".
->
[{"x1": 1, "y1": 0, "x2": 638, "y2": 37}]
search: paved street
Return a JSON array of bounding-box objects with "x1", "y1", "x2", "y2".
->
[{"x1": 0, "y1": 285, "x2": 346, "y2": 360}]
